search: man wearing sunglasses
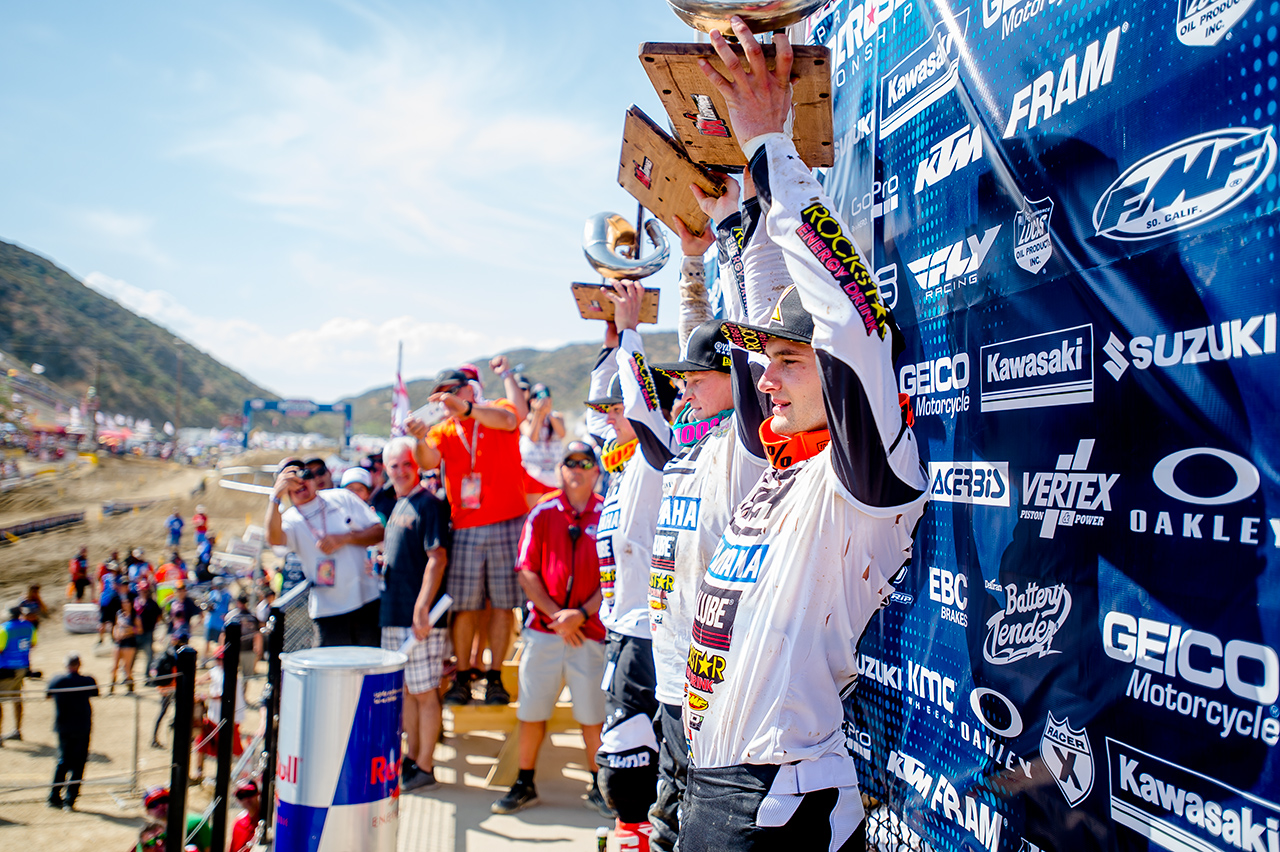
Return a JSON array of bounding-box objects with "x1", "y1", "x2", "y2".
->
[{"x1": 406, "y1": 367, "x2": 527, "y2": 706}]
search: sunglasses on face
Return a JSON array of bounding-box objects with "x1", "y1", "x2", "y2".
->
[
  {"x1": 435, "y1": 384, "x2": 462, "y2": 395},
  {"x1": 292, "y1": 467, "x2": 315, "y2": 481},
  {"x1": 562, "y1": 458, "x2": 596, "y2": 470}
]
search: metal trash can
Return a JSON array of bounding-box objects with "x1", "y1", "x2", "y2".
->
[{"x1": 275, "y1": 647, "x2": 407, "y2": 852}]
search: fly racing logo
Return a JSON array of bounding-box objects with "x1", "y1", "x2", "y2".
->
[
  {"x1": 915, "y1": 124, "x2": 983, "y2": 194},
  {"x1": 905, "y1": 227, "x2": 1001, "y2": 298},
  {"x1": 983, "y1": 0, "x2": 1066, "y2": 38},
  {"x1": 980, "y1": 324, "x2": 1094, "y2": 412},
  {"x1": 1013, "y1": 196, "x2": 1054, "y2": 274},
  {"x1": 1093, "y1": 126, "x2": 1277, "y2": 240},
  {"x1": 1003, "y1": 26, "x2": 1123, "y2": 138},
  {"x1": 1177, "y1": 0, "x2": 1254, "y2": 46},
  {"x1": 1020, "y1": 439, "x2": 1119, "y2": 538},
  {"x1": 1102, "y1": 314, "x2": 1278, "y2": 382},
  {"x1": 880, "y1": 10, "x2": 968, "y2": 137}
]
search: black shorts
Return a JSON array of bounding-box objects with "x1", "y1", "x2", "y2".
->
[
  {"x1": 315, "y1": 599, "x2": 381, "y2": 648},
  {"x1": 116, "y1": 636, "x2": 138, "y2": 649}
]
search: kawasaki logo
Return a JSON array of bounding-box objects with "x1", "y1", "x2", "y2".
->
[
  {"x1": 1003, "y1": 26, "x2": 1122, "y2": 138},
  {"x1": 915, "y1": 124, "x2": 983, "y2": 194},
  {"x1": 980, "y1": 324, "x2": 1094, "y2": 412},
  {"x1": 1020, "y1": 438, "x2": 1118, "y2": 538},
  {"x1": 880, "y1": 10, "x2": 968, "y2": 137},
  {"x1": 1094, "y1": 126, "x2": 1277, "y2": 240},
  {"x1": 1102, "y1": 313, "x2": 1277, "y2": 380}
]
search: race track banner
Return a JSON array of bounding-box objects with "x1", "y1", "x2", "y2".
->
[{"x1": 798, "y1": 0, "x2": 1280, "y2": 848}]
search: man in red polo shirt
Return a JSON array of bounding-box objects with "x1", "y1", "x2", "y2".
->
[{"x1": 492, "y1": 441, "x2": 609, "y2": 816}]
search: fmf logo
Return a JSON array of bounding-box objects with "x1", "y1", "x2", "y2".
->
[
  {"x1": 797, "y1": 203, "x2": 887, "y2": 337},
  {"x1": 1102, "y1": 314, "x2": 1277, "y2": 381},
  {"x1": 1003, "y1": 26, "x2": 1122, "y2": 138},
  {"x1": 1013, "y1": 196, "x2": 1054, "y2": 274},
  {"x1": 1177, "y1": 0, "x2": 1254, "y2": 46},
  {"x1": 1093, "y1": 126, "x2": 1277, "y2": 240},
  {"x1": 981, "y1": 324, "x2": 1093, "y2": 412},
  {"x1": 901, "y1": 353, "x2": 971, "y2": 419},
  {"x1": 684, "y1": 94, "x2": 730, "y2": 138},
  {"x1": 983, "y1": 0, "x2": 1065, "y2": 38},
  {"x1": 915, "y1": 124, "x2": 983, "y2": 194},
  {"x1": 634, "y1": 157, "x2": 653, "y2": 189},
  {"x1": 880, "y1": 10, "x2": 968, "y2": 137},
  {"x1": 906, "y1": 227, "x2": 1001, "y2": 299},
  {"x1": 1021, "y1": 439, "x2": 1118, "y2": 537},
  {"x1": 928, "y1": 462, "x2": 1009, "y2": 507}
]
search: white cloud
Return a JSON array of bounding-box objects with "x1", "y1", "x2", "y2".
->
[{"x1": 77, "y1": 209, "x2": 170, "y2": 266}]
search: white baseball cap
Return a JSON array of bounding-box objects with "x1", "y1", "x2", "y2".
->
[{"x1": 340, "y1": 467, "x2": 372, "y2": 489}]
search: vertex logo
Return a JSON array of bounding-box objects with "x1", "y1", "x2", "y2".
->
[
  {"x1": 1020, "y1": 439, "x2": 1118, "y2": 538},
  {"x1": 1102, "y1": 313, "x2": 1277, "y2": 381},
  {"x1": 980, "y1": 324, "x2": 1094, "y2": 412},
  {"x1": 905, "y1": 227, "x2": 1001, "y2": 301},
  {"x1": 879, "y1": 10, "x2": 968, "y2": 137},
  {"x1": 914, "y1": 124, "x2": 983, "y2": 194},
  {"x1": 1003, "y1": 26, "x2": 1123, "y2": 138}
]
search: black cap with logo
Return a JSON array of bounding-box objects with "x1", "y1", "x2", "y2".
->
[
  {"x1": 431, "y1": 369, "x2": 470, "y2": 392},
  {"x1": 719, "y1": 285, "x2": 815, "y2": 354},
  {"x1": 585, "y1": 374, "x2": 624, "y2": 413},
  {"x1": 652, "y1": 320, "x2": 734, "y2": 379}
]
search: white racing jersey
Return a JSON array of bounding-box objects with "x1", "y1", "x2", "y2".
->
[{"x1": 685, "y1": 135, "x2": 929, "y2": 779}]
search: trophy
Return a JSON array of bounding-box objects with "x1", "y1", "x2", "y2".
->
[
  {"x1": 572, "y1": 210, "x2": 669, "y2": 325},
  {"x1": 640, "y1": 0, "x2": 833, "y2": 169}
]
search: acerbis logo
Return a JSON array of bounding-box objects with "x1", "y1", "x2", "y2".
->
[
  {"x1": 927, "y1": 462, "x2": 1008, "y2": 508},
  {"x1": 1040, "y1": 714, "x2": 1094, "y2": 807},
  {"x1": 980, "y1": 324, "x2": 1094, "y2": 412},
  {"x1": 983, "y1": 0, "x2": 1066, "y2": 39},
  {"x1": 1130, "y1": 447, "x2": 1277, "y2": 547},
  {"x1": 906, "y1": 227, "x2": 1001, "y2": 302},
  {"x1": 879, "y1": 9, "x2": 968, "y2": 137},
  {"x1": 1020, "y1": 439, "x2": 1118, "y2": 537},
  {"x1": 984, "y1": 581, "x2": 1072, "y2": 664},
  {"x1": 1013, "y1": 196, "x2": 1054, "y2": 275},
  {"x1": 1003, "y1": 26, "x2": 1122, "y2": 138},
  {"x1": 900, "y1": 352, "x2": 971, "y2": 419},
  {"x1": 1102, "y1": 313, "x2": 1277, "y2": 381},
  {"x1": 1177, "y1": 0, "x2": 1254, "y2": 46},
  {"x1": 1093, "y1": 126, "x2": 1277, "y2": 240},
  {"x1": 915, "y1": 124, "x2": 983, "y2": 194}
]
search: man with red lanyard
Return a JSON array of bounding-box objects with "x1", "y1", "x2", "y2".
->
[
  {"x1": 264, "y1": 458, "x2": 385, "y2": 647},
  {"x1": 407, "y1": 368, "x2": 527, "y2": 706}
]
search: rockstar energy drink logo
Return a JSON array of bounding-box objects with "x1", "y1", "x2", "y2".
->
[
  {"x1": 797, "y1": 203, "x2": 887, "y2": 339},
  {"x1": 650, "y1": 572, "x2": 674, "y2": 593},
  {"x1": 722, "y1": 323, "x2": 769, "y2": 353},
  {"x1": 686, "y1": 646, "x2": 727, "y2": 693},
  {"x1": 631, "y1": 351, "x2": 660, "y2": 411},
  {"x1": 600, "y1": 567, "x2": 616, "y2": 597}
]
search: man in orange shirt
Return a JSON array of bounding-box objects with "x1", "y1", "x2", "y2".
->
[{"x1": 407, "y1": 368, "x2": 528, "y2": 706}]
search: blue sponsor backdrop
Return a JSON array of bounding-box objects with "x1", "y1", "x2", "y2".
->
[{"x1": 800, "y1": 0, "x2": 1280, "y2": 848}]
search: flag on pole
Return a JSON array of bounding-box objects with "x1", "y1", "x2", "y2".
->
[{"x1": 391, "y1": 341, "x2": 409, "y2": 436}]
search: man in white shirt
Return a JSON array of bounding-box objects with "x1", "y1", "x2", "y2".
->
[{"x1": 264, "y1": 458, "x2": 385, "y2": 647}]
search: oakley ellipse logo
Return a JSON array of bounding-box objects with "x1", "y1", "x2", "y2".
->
[
  {"x1": 1152, "y1": 447, "x2": 1260, "y2": 506},
  {"x1": 970, "y1": 686, "x2": 1024, "y2": 737}
]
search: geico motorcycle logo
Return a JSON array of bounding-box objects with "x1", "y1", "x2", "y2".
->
[
  {"x1": 980, "y1": 324, "x2": 1093, "y2": 412},
  {"x1": 928, "y1": 462, "x2": 1008, "y2": 509},
  {"x1": 1130, "y1": 447, "x2": 1278, "y2": 548},
  {"x1": 1093, "y1": 126, "x2": 1277, "y2": 240},
  {"x1": 1103, "y1": 611, "x2": 1280, "y2": 746},
  {"x1": 915, "y1": 124, "x2": 983, "y2": 194},
  {"x1": 928, "y1": 566, "x2": 969, "y2": 627},
  {"x1": 1177, "y1": 0, "x2": 1255, "y2": 47},
  {"x1": 1040, "y1": 714, "x2": 1094, "y2": 807},
  {"x1": 983, "y1": 0, "x2": 1065, "y2": 39},
  {"x1": 900, "y1": 352, "x2": 971, "y2": 419},
  {"x1": 1003, "y1": 26, "x2": 1122, "y2": 138},
  {"x1": 983, "y1": 581, "x2": 1072, "y2": 664},
  {"x1": 879, "y1": 10, "x2": 968, "y2": 137},
  {"x1": 906, "y1": 227, "x2": 1001, "y2": 302},
  {"x1": 1013, "y1": 196, "x2": 1054, "y2": 274},
  {"x1": 1106, "y1": 739, "x2": 1280, "y2": 851},
  {"x1": 887, "y1": 749, "x2": 1003, "y2": 852},
  {"x1": 1102, "y1": 313, "x2": 1277, "y2": 381},
  {"x1": 1020, "y1": 439, "x2": 1118, "y2": 538}
]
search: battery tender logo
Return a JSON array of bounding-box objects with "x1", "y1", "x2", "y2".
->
[
  {"x1": 1177, "y1": 0, "x2": 1255, "y2": 46},
  {"x1": 1094, "y1": 126, "x2": 1277, "y2": 241},
  {"x1": 981, "y1": 324, "x2": 1094, "y2": 412},
  {"x1": 984, "y1": 581, "x2": 1072, "y2": 664},
  {"x1": 1013, "y1": 196, "x2": 1054, "y2": 274},
  {"x1": 879, "y1": 9, "x2": 968, "y2": 137}
]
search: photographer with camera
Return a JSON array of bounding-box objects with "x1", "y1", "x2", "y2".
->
[
  {"x1": 519, "y1": 380, "x2": 567, "y2": 489},
  {"x1": 264, "y1": 457, "x2": 385, "y2": 647}
]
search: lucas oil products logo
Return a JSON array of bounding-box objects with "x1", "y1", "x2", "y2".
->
[
  {"x1": 1105, "y1": 739, "x2": 1280, "y2": 852},
  {"x1": 927, "y1": 462, "x2": 1009, "y2": 507},
  {"x1": 980, "y1": 324, "x2": 1094, "y2": 412},
  {"x1": 1040, "y1": 714, "x2": 1094, "y2": 807},
  {"x1": 1103, "y1": 314, "x2": 1277, "y2": 381},
  {"x1": 983, "y1": 581, "x2": 1072, "y2": 664},
  {"x1": 914, "y1": 124, "x2": 983, "y2": 194},
  {"x1": 899, "y1": 352, "x2": 971, "y2": 419},
  {"x1": 983, "y1": 0, "x2": 1065, "y2": 39},
  {"x1": 1177, "y1": 0, "x2": 1255, "y2": 46},
  {"x1": 1020, "y1": 438, "x2": 1118, "y2": 538},
  {"x1": 1093, "y1": 126, "x2": 1277, "y2": 240},
  {"x1": 1002, "y1": 26, "x2": 1122, "y2": 138},
  {"x1": 905, "y1": 226, "x2": 1001, "y2": 303},
  {"x1": 879, "y1": 9, "x2": 968, "y2": 137},
  {"x1": 1013, "y1": 196, "x2": 1054, "y2": 274}
]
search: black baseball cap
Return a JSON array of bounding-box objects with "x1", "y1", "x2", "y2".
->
[
  {"x1": 431, "y1": 369, "x2": 469, "y2": 392},
  {"x1": 652, "y1": 320, "x2": 733, "y2": 378},
  {"x1": 720, "y1": 285, "x2": 814, "y2": 354},
  {"x1": 277, "y1": 457, "x2": 305, "y2": 475},
  {"x1": 562, "y1": 440, "x2": 597, "y2": 463},
  {"x1": 585, "y1": 374, "x2": 624, "y2": 413}
]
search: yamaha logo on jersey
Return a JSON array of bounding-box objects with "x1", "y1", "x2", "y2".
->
[
  {"x1": 657, "y1": 496, "x2": 700, "y2": 531},
  {"x1": 1013, "y1": 196, "x2": 1054, "y2": 274},
  {"x1": 1040, "y1": 714, "x2": 1094, "y2": 807},
  {"x1": 879, "y1": 10, "x2": 968, "y2": 137},
  {"x1": 1093, "y1": 126, "x2": 1277, "y2": 240},
  {"x1": 1177, "y1": 0, "x2": 1254, "y2": 46}
]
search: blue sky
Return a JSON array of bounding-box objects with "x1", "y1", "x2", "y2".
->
[{"x1": 0, "y1": 1, "x2": 697, "y2": 401}]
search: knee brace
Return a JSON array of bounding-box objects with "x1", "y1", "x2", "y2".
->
[{"x1": 597, "y1": 711, "x2": 660, "y2": 823}]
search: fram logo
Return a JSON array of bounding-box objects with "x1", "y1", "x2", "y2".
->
[
  {"x1": 1013, "y1": 196, "x2": 1054, "y2": 275},
  {"x1": 1003, "y1": 26, "x2": 1123, "y2": 138},
  {"x1": 915, "y1": 124, "x2": 983, "y2": 194},
  {"x1": 684, "y1": 94, "x2": 730, "y2": 138},
  {"x1": 1020, "y1": 438, "x2": 1119, "y2": 538},
  {"x1": 1102, "y1": 313, "x2": 1277, "y2": 380},
  {"x1": 906, "y1": 227, "x2": 1001, "y2": 300},
  {"x1": 1177, "y1": 0, "x2": 1254, "y2": 46},
  {"x1": 980, "y1": 324, "x2": 1094, "y2": 412},
  {"x1": 1094, "y1": 126, "x2": 1277, "y2": 240},
  {"x1": 880, "y1": 10, "x2": 968, "y2": 137}
]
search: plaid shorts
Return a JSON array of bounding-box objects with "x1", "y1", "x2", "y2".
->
[
  {"x1": 446, "y1": 514, "x2": 527, "y2": 611},
  {"x1": 381, "y1": 627, "x2": 449, "y2": 694}
]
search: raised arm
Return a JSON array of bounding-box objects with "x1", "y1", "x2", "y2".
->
[
  {"x1": 585, "y1": 323, "x2": 620, "y2": 443},
  {"x1": 608, "y1": 280, "x2": 677, "y2": 469}
]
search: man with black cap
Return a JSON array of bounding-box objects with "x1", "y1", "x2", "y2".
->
[
  {"x1": 46, "y1": 652, "x2": 98, "y2": 810},
  {"x1": 672, "y1": 20, "x2": 928, "y2": 849},
  {"x1": 265, "y1": 457, "x2": 385, "y2": 647},
  {"x1": 406, "y1": 367, "x2": 526, "y2": 706}
]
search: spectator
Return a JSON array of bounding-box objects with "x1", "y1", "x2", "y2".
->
[
  {"x1": 203, "y1": 578, "x2": 233, "y2": 659},
  {"x1": 0, "y1": 605, "x2": 37, "y2": 742},
  {"x1": 19, "y1": 584, "x2": 49, "y2": 625},
  {"x1": 363, "y1": 452, "x2": 397, "y2": 522},
  {"x1": 192, "y1": 504, "x2": 208, "y2": 544},
  {"x1": 195, "y1": 534, "x2": 214, "y2": 583},
  {"x1": 224, "y1": 594, "x2": 261, "y2": 677},
  {"x1": 340, "y1": 466, "x2": 373, "y2": 503},
  {"x1": 493, "y1": 441, "x2": 609, "y2": 817},
  {"x1": 519, "y1": 381, "x2": 568, "y2": 489},
  {"x1": 304, "y1": 456, "x2": 334, "y2": 490},
  {"x1": 135, "y1": 584, "x2": 164, "y2": 679},
  {"x1": 150, "y1": 631, "x2": 186, "y2": 749},
  {"x1": 167, "y1": 582, "x2": 199, "y2": 637},
  {"x1": 228, "y1": 779, "x2": 262, "y2": 852},
  {"x1": 254, "y1": 588, "x2": 276, "y2": 624},
  {"x1": 378, "y1": 436, "x2": 450, "y2": 792},
  {"x1": 408, "y1": 366, "x2": 527, "y2": 706},
  {"x1": 110, "y1": 596, "x2": 141, "y2": 693},
  {"x1": 126, "y1": 547, "x2": 154, "y2": 594},
  {"x1": 156, "y1": 551, "x2": 187, "y2": 585},
  {"x1": 69, "y1": 546, "x2": 91, "y2": 602},
  {"x1": 265, "y1": 458, "x2": 385, "y2": 647},
  {"x1": 166, "y1": 509, "x2": 184, "y2": 548},
  {"x1": 96, "y1": 573, "x2": 123, "y2": 647},
  {"x1": 141, "y1": 785, "x2": 211, "y2": 852},
  {"x1": 96, "y1": 551, "x2": 121, "y2": 598},
  {"x1": 46, "y1": 652, "x2": 98, "y2": 810}
]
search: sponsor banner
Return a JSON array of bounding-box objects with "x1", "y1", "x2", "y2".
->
[{"x1": 980, "y1": 325, "x2": 1094, "y2": 412}]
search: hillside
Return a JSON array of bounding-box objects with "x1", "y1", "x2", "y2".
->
[
  {"x1": 0, "y1": 239, "x2": 275, "y2": 427},
  {"x1": 337, "y1": 332, "x2": 682, "y2": 437}
]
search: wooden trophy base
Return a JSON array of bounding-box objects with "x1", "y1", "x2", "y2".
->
[
  {"x1": 639, "y1": 41, "x2": 833, "y2": 169},
  {"x1": 572, "y1": 283, "x2": 661, "y2": 325},
  {"x1": 617, "y1": 106, "x2": 729, "y2": 239}
]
